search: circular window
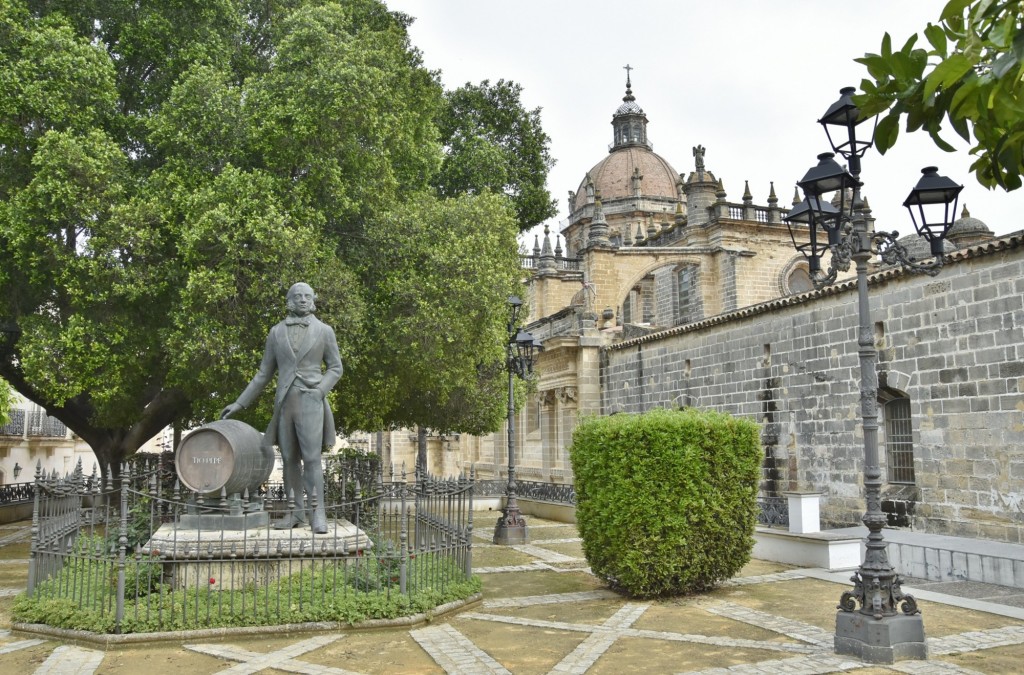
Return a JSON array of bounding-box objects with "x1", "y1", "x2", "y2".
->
[{"x1": 786, "y1": 266, "x2": 813, "y2": 294}]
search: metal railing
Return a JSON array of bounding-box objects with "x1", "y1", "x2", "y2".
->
[
  {"x1": 757, "y1": 496, "x2": 789, "y2": 527},
  {"x1": 0, "y1": 481, "x2": 34, "y2": 505},
  {"x1": 0, "y1": 409, "x2": 68, "y2": 438},
  {"x1": 476, "y1": 478, "x2": 576, "y2": 505},
  {"x1": 24, "y1": 458, "x2": 475, "y2": 634}
]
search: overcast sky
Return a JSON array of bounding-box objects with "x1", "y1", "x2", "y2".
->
[{"x1": 386, "y1": 0, "x2": 1020, "y2": 245}]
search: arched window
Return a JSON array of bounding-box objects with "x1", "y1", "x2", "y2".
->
[{"x1": 882, "y1": 395, "x2": 915, "y2": 484}]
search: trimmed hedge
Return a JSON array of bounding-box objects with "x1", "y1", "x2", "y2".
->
[{"x1": 569, "y1": 408, "x2": 761, "y2": 598}]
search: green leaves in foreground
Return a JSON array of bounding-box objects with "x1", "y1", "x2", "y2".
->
[
  {"x1": 856, "y1": 0, "x2": 1024, "y2": 191},
  {"x1": 570, "y1": 408, "x2": 761, "y2": 598}
]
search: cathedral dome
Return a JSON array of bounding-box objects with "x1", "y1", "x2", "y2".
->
[
  {"x1": 573, "y1": 148, "x2": 680, "y2": 212},
  {"x1": 572, "y1": 73, "x2": 680, "y2": 213}
]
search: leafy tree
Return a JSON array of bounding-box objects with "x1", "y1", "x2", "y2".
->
[
  {"x1": 0, "y1": 376, "x2": 13, "y2": 427},
  {"x1": 856, "y1": 0, "x2": 1024, "y2": 190},
  {"x1": 433, "y1": 79, "x2": 557, "y2": 231},
  {"x1": 0, "y1": 0, "x2": 526, "y2": 474},
  {"x1": 340, "y1": 191, "x2": 522, "y2": 435}
]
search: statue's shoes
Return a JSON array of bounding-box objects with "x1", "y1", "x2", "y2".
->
[
  {"x1": 273, "y1": 514, "x2": 304, "y2": 530},
  {"x1": 310, "y1": 511, "x2": 328, "y2": 534}
]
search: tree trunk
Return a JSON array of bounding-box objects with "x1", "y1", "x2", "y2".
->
[
  {"x1": 417, "y1": 426, "x2": 427, "y2": 476},
  {"x1": 0, "y1": 363, "x2": 188, "y2": 484}
]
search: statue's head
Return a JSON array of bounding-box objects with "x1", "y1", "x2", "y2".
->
[{"x1": 286, "y1": 282, "x2": 316, "y2": 316}]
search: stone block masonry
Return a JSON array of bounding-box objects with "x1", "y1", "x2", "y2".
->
[{"x1": 602, "y1": 237, "x2": 1024, "y2": 542}]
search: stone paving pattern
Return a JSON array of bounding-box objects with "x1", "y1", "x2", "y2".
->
[{"x1": 2, "y1": 514, "x2": 1024, "y2": 673}]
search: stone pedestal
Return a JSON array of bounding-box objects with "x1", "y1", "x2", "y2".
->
[
  {"x1": 493, "y1": 520, "x2": 528, "y2": 545},
  {"x1": 142, "y1": 519, "x2": 373, "y2": 590},
  {"x1": 177, "y1": 511, "x2": 269, "y2": 530},
  {"x1": 784, "y1": 490, "x2": 822, "y2": 534},
  {"x1": 835, "y1": 611, "x2": 927, "y2": 664}
]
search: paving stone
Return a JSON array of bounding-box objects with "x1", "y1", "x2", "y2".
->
[
  {"x1": 509, "y1": 543, "x2": 580, "y2": 563},
  {"x1": 410, "y1": 624, "x2": 511, "y2": 675},
  {"x1": 0, "y1": 637, "x2": 46, "y2": 655},
  {"x1": 184, "y1": 634, "x2": 356, "y2": 675},
  {"x1": 33, "y1": 645, "x2": 104, "y2": 675},
  {"x1": 703, "y1": 600, "x2": 833, "y2": 647},
  {"x1": 482, "y1": 589, "x2": 619, "y2": 608},
  {"x1": 7, "y1": 518, "x2": 1024, "y2": 674}
]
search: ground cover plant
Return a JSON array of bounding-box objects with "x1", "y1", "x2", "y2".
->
[
  {"x1": 569, "y1": 408, "x2": 761, "y2": 598},
  {"x1": 13, "y1": 542, "x2": 479, "y2": 633}
]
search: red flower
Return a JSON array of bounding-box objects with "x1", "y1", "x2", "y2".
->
[{"x1": 209, "y1": 578, "x2": 216, "y2": 585}]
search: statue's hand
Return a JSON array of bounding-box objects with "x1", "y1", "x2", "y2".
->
[
  {"x1": 300, "y1": 387, "x2": 325, "y2": 401},
  {"x1": 220, "y1": 403, "x2": 242, "y2": 419}
]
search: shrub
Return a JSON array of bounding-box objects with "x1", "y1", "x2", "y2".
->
[{"x1": 569, "y1": 408, "x2": 761, "y2": 598}]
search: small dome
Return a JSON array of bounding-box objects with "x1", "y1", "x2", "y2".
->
[
  {"x1": 615, "y1": 99, "x2": 644, "y2": 115},
  {"x1": 893, "y1": 233, "x2": 956, "y2": 262},
  {"x1": 946, "y1": 205, "x2": 993, "y2": 245},
  {"x1": 614, "y1": 72, "x2": 644, "y2": 116},
  {"x1": 573, "y1": 147, "x2": 679, "y2": 212}
]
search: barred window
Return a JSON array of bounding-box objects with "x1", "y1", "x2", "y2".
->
[
  {"x1": 676, "y1": 265, "x2": 702, "y2": 325},
  {"x1": 884, "y1": 397, "x2": 915, "y2": 484}
]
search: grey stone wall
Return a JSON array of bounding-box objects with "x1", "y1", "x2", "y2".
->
[{"x1": 601, "y1": 237, "x2": 1024, "y2": 542}]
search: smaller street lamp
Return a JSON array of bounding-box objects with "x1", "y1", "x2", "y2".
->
[
  {"x1": 904, "y1": 167, "x2": 963, "y2": 257},
  {"x1": 13, "y1": 462, "x2": 22, "y2": 480},
  {"x1": 493, "y1": 296, "x2": 541, "y2": 545},
  {"x1": 785, "y1": 195, "x2": 840, "y2": 275}
]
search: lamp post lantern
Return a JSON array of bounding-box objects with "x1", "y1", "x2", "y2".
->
[
  {"x1": 785, "y1": 87, "x2": 962, "y2": 665},
  {"x1": 493, "y1": 296, "x2": 541, "y2": 545}
]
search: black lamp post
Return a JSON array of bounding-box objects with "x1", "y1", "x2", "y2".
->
[
  {"x1": 785, "y1": 87, "x2": 962, "y2": 665},
  {"x1": 13, "y1": 463, "x2": 22, "y2": 480},
  {"x1": 493, "y1": 295, "x2": 541, "y2": 545}
]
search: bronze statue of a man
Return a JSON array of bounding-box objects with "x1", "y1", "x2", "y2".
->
[{"x1": 221, "y1": 282, "x2": 342, "y2": 533}]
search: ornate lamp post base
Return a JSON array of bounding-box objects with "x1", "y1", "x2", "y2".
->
[
  {"x1": 835, "y1": 612, "x2": 927, "y2": 664},
  {"x1": 492, "y1": 507, "x2": 528, "y2": 545}
]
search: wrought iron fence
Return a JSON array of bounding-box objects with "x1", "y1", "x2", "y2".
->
[
  {"x1": 757, "y1": 496, "x2": 789, "y2": 527},
  {"x1": 475, "y1": 479, "x2": 576, "y2": 505},
  {"x1": 24, "y1": 458, "x2": 475, "y2": 634},
  {"x1": 0, "y1": 481, "x2": 34, "y2": 505}
]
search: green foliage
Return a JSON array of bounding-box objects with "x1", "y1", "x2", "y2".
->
[
  {"x1": 104, "y1": 497, "x2": 156, "y2": 553},
  {"x1": 856, "y1": 0, "x2": 1024, "y2": 190},
  {"x1": 0, "y1": 376, "x2": 13, "y2": 426},
  {"x1": 0, "y1": 0, "x2": 539, "y2": 468},
  {"x1": 13, "y1": 548, "x2": 480, "y2": 633},
  {"x1": 434, "y1": 79, "x2": 557, "y2": 231},
  {"x1": 569, "y1": 408, "x2": 761, "y2": 598},
  {"x1": 342, "y1": 191, "x2": 523, "y2": 434}
]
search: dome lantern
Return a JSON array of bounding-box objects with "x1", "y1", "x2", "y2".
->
[{"x1": 611, "y1": 66, "x2": 651, "y2": 151}]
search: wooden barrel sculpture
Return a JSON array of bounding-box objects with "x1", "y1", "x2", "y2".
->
[{"x1": 175, "y1": 419, "x2": 274, "y2": 497}]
